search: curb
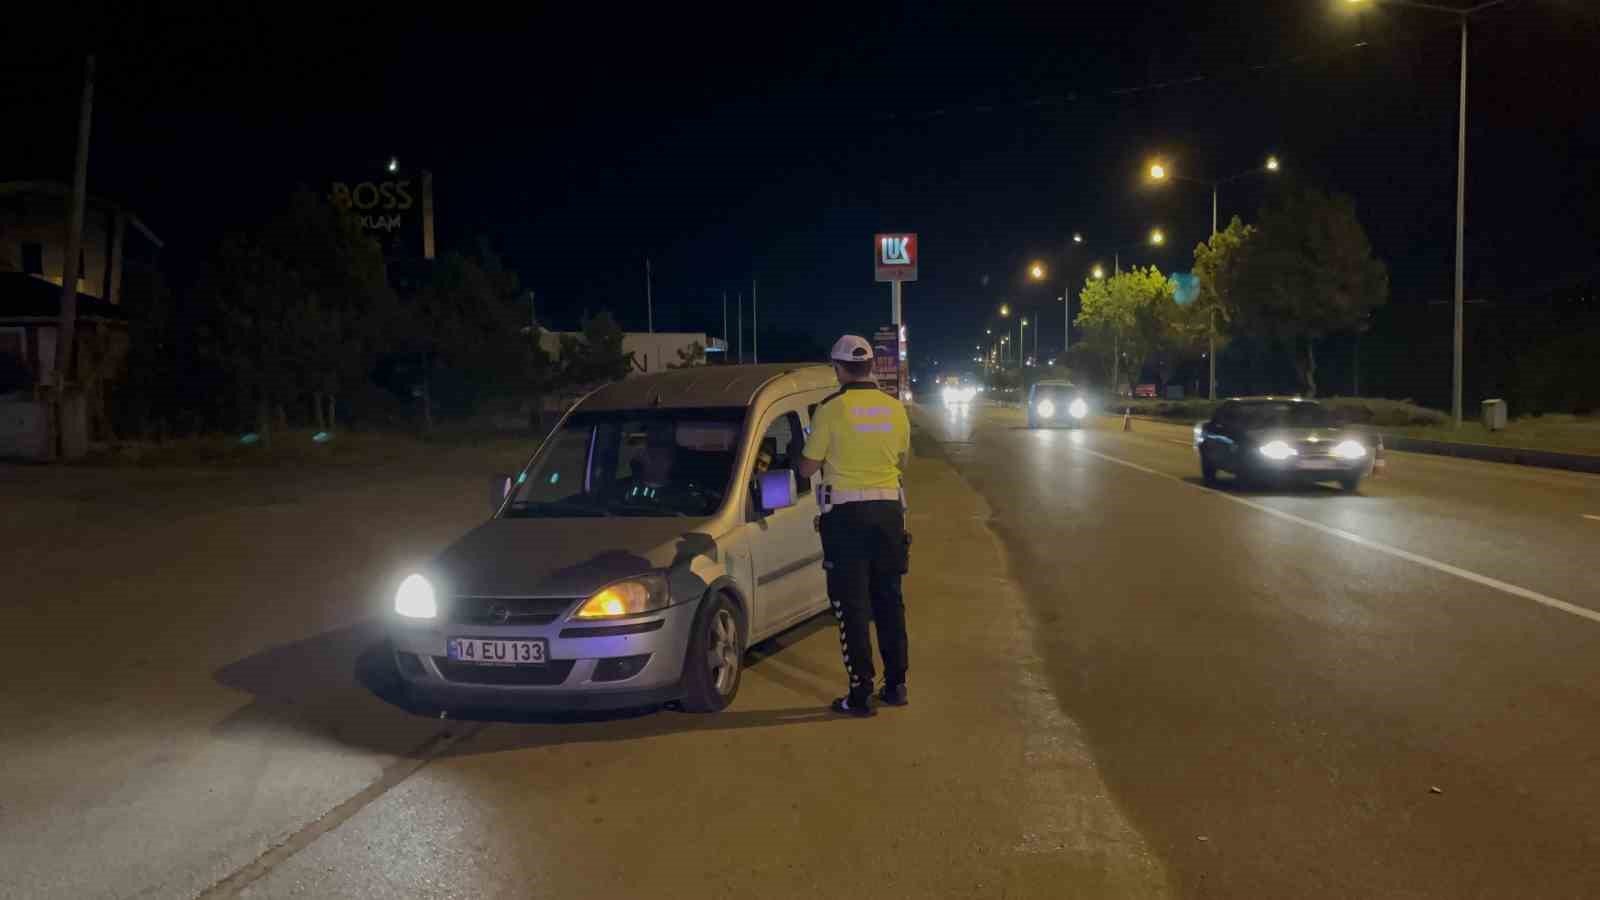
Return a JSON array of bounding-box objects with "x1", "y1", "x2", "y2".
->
[{"x1": 1365, "y1": 433, "x2": 1600, "y2": 475}]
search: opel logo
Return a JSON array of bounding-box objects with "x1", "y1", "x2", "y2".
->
[{"x1": 488, "y1": 603, "x2": 511, "y2": 624}]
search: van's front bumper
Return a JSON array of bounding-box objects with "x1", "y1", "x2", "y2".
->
[{"x1": 387, "y1": 600, "x2": 699, "y2": 709}]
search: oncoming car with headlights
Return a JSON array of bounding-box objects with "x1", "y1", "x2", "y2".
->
[
  {"x1": 937, "y1": 373, "x2": 977, "y2": 405},
  {"x1": 389, "y1": 364, "x2": 838, "y2": 713},
  {"x1": 1193, "y1": 397, "x2": 1374, "y2": 491},
  {"x1": 1027, "y1": 380, "x2": 1089, "y2": 428}
]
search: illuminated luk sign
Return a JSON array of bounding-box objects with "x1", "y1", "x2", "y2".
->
[{"x1": 874, "y1": 233, "x2": 918, "y2": 282}]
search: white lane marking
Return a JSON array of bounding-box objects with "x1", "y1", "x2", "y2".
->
[
  {"x1": 1073, "y1": 444, "x2": 1600, "y2": 627},
  {"x1": 1585, "y1": 514, "x2": 1600, "y2": 522}
]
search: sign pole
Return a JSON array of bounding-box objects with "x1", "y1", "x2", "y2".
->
[
  {"x1": 891, "y1": 280, "x2": 902, "y2": 325},
  {"x1": 421, "y1": 170, "x2": 435, "y2": 260}
]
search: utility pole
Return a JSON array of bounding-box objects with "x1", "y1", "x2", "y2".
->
[
  {"x1": 736, "y1": 292, "x2": 743, "y2": 364},
  {"x1": 645, "y1": 258, "x2": 654, "y2": 333},
  {"x1": 1452, "y1": 15, "x2": 1468, "y2": 428},
  {"x1": 752, "y1": 278, "x2": 758, "y2": 364},
  {"x1": 1209, "y1": 183, "x2": 1219, "y2": 400},
  {"x1": 54, "y1": 54, "x2": 94, "y2": 461},
  {"x1": 721, "y1": 291, "x2": 728, "y2": 362}
]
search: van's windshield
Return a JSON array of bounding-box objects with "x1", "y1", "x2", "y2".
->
[{"x1": 504, "y1": 408, "x2": 748, "y2": 518}]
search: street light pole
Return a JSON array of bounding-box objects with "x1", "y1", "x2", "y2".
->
[
  {"x1": 1452, "y1": 15, "x2": 1467, "y2": 428},
  {"x1": 1349, "y1": 0, "x2": 1506, "y2": 424},
  {"x1": 1210, "y1": 182, "x2": 1219, "y2": 400}
]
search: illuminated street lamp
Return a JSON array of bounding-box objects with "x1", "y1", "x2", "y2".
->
[
  {"x1": 1072, "y1": 233, "x2": 1083, "y2": 244},
  {"x1": 999, "y1": 304, "x2": 1010, "y2": 317},
  {"x1": 1029, "y1": 262, "x2": 1046, "y2": 280},
  {"x1": 1091, "y1": 265, "x2": 1105, "y2": 279},
  {"x1": 1149, "y1": 228, "x2": 1165, "y2": 246},
  {"x1": 387, "y1": 157, "x2": 399, "y2": 173}
]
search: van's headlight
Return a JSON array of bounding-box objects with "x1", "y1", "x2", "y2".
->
[
  {"x1": 1037, "y1": 400, "x2": 1056, "y2": 418},
  {"x1": 1258, "y1": 440, "x2": 1298, "y2": 461},
  {"x1": 394, "y1": 574, "x2": 437, "y2": 619},
  {"x1": 1331, "y1": 439, "x2": 1367, "y2": 460},
  {"x1": 571, "y1": 575, "x2": 670, "y2": 620},
  {"x1": 1068, "y1": 398, "x2": 1088, "y2": 419}
]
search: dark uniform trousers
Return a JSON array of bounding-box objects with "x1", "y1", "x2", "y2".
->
[{"x1": 819, "y1": 499, "x2": 909, "y2": 697}]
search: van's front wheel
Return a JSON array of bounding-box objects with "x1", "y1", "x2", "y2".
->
[{"x1": 680, "y1": 594, "x2": 744, "y2": 712}]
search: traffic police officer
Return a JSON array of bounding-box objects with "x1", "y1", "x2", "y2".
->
[{"x1": 795, "y1": 335, "x2": 912, "y2": 717}]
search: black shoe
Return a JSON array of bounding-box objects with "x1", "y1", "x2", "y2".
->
[
  {"x1": 830, "y1": 695, "x2": 876, "y2": 717},
  {"x1": 877, "y1": 683, "x2": 909, "y2": 706}
]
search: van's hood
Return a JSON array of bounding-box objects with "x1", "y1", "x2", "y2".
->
[{"x1": 429, "y1": 517, "x2": 712, "y2": 598}]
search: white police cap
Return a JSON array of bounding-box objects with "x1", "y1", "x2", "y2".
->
[{"x1": 830, "y1": 335, "x2": 874, "y2": 362}]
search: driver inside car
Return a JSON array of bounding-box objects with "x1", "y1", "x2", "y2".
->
[{"x1": 619, "y1": 425, "x2": 693, "y2": 508}]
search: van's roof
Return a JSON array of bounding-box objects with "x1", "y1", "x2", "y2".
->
[{"x1": 579, "y1": 364, "x2": 838, "y2": 411}]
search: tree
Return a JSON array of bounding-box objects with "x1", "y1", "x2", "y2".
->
[
  {"x1": 667, "y1": 341, "x2": 706, "y2": 369},
  {"x1": 1188, "y1": 216, "x2": 1257, "y2": 394},
  {"x1": 557, "y1": 311, "x2": 633, "y2": 387},
  {"x1": 401, "y1": 248, "x2": 551, "y2": 430},
  {"x1": 1075, "y1": 266, "x2": 1181, "y2": 392},
  {"x1": 1230, "y1": 189, "x2": 1388, "y2": 396},
  {"x1": 194, "y1": 191, "x2": 396, "y2": 441},
  {"x1": 256, "y1": 190, "x2": 394, "y2": 430},
  {"x1": 195, "y1": 233, "x2": 304, "y2": 444}
]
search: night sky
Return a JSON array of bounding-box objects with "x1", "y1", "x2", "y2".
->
[{"x1": 7, "y1": 2, "x2": 1599, "y2": 371}]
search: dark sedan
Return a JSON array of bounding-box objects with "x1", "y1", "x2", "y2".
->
[{"x1": 1193, "y1": 397, "x2": 1374, "y2": 491}]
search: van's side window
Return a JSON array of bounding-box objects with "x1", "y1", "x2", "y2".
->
[{"x1": 758, "y1": 411, "x2": 810, "y2": 495}]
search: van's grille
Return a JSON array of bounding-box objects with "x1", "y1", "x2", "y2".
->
[
  {"x1": 434, "y1": 658, "x2": 576, "y2": 686},
  {"x1": 448, "y1": 596, "x2": 577, "y2": 626}
]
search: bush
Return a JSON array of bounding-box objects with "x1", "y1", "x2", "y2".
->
[
  {"x1": 1107, "y1": 395, "x2": 1448, "y2": 427},
  {"x1": 1104, "y1": 396, "x2": 1219, "y2": 421},
  {"x1": 1319, "y1": 398, "x2": 1449, "y2": 427}
]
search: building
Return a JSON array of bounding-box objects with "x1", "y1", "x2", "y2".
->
[
  {"x1": 0, "y1": 181, "x2": 163, "y2": 458},
  {"x1": 534, "y1": 329, "x2": 728, "y2": 375}
]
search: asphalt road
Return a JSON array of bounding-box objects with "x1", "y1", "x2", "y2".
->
[
  {"x1": 0, "y1": 442, "x2": 1162, "y2": 900},
  {"x1": 4, "y1": 406, "x2": 1598, "y2": 899},
  {"x1": 921, "y1": 402, "x2": 1600, "y2": 898}
]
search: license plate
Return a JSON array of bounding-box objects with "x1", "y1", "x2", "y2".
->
[
  {"x1": 447, "y1": 637, "x2": 548, "y2": 666},
  {"x1": 1299, "y1": 458, "x2": 1340, "y2": 470}
]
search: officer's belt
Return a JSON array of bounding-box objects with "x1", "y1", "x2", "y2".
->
[{"x1": 824, "y1": 487, "x2": 900, "y2": 504}]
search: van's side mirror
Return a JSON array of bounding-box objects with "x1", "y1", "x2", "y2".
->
[
  {"x1": 755, "y1": 469, "x2": 798, "y2": 513},
  {"x1": 490, "y1": 473, "x2": 513, "y2": 513}
]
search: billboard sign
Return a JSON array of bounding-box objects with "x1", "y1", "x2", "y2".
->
[
  {"x1": 329, "y1": 173, "x2": 432, "y2": 259},
  {"x1": 872, "y1": 324, "x2": 908, "y2": 399},
  {"x1": 874, "y1": 233, "x2": 918, "y2": 282}
]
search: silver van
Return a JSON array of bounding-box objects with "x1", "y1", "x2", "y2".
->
[{"x1": 388, "y1": 364, "x2": 838, "y2": 712}]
